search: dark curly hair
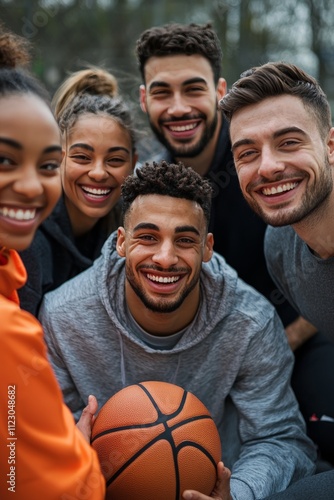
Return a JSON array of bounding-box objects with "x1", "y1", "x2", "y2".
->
[
  {"x1": 121, "y1": 161, "x2": 213, "y2": 228},
  {"x1": 0, "y1": 22, "x2": 49, "y2": 103},
  {"x1": 220, "y1": 61, "x2": 331, "y2": 139},
  {"x1": 135, "y1": 22, "x2": 222, "y2": 84}
]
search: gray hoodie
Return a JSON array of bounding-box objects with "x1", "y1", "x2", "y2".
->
[{"x1": 39, "y1": 232, "x2": 316, "y2": 500}]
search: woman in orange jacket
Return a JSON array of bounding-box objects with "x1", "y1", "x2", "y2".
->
[{"x1": 0, "y1": 24, "x2": 105, "y2": 499}]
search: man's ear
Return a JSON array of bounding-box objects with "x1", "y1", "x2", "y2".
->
[
  {"x1": 327, "y1": 127, "x2": 334, "y2": 166},
  {"x1": 139, "y1": 84, "x2": 147, "y2": 113},
  {"x1": 117, "y1": 227, "x2": 126, "y2": 257},
  {"x1": 203, "y1": 233, "x2": 214, "y2": 262},
  {"x1": 216, "y1": 78, "x2": 227, "y2": 102}
]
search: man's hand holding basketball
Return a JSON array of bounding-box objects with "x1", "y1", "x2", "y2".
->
[{"x1": 182, "y1": 462, "x2": 232, "y2": 500}]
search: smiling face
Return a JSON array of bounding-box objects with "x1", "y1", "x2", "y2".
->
[
  {"x1": 140, "y1": 54, "x2": 226, "y2": 161},
  {"x1": 0, "y1": 94, "x2": 62, "y2": 251},
  {"x1": 117, "y1": 194, "x2": 213, "y2": 332},
  {"x1": 230, "y1": 94, "x2": 334, "y2": 227},
  {"x1": 61, "y1": 114, "x2": 137, "y2": 235}
]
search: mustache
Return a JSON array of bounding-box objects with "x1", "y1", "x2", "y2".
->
[
  {"x1": 137, "y1": 264, "x2": 189, "y2": 273},
  {"x1": 159, "y1": 113, "x2": 205, "y2": 124},
  {"x1": 249, "y1": 173, "x2": 305, "y2": 190}
]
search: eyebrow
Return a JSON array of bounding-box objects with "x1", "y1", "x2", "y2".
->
[
  {"x1": 133, "y1": 222, "x2": 200, "y2": 236},
  {"x1": 69, "y1": 143, "x2": 130, "y2": 154},
  {"x1": 0, "y1": 137, "x2": 22, "y2": 150},
  {"x1": 175, "y1": 225, "x2": 200, "y2": 236},
  {"x1": 0, "y1": 137, "x2": 62, "y2": 154},
  {"x1": 273, "y1": 126, "x2": 308, "y2": 139},
  {"x1": 232, "y1": 126, "x2": 308, "y2": 152},
  {"x1": 44, "y1": 145, "x2": 62, "y2": 154},
  {"x1": 148, "y1": 77, "x2": 208, "y2": 93}
]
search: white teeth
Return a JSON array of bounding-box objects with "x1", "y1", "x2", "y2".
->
[
  {"x1": 82, "y1": 186, "x2": 111, "y2": 196},
  {"x1": 169, "y1": 123, "x2": 197, "y2": 132},
  {"x1": 0, "y1": 207, "x2": 36, "y2": 221},
  {"x1": 147, "y1": 274, "x2": 180, "y2": 283},
  {"x1": 262, "y1": 182, "x2": 298, "y2": 196}
]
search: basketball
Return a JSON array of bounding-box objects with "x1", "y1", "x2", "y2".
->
[{"x1": 91, "y1": 381, "x2": 222, "y2": 500}]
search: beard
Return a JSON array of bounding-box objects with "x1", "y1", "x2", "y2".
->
[
  {"x1": 147, "y1": 111, "x2": 219, "y2": 159},
  {"x1": 125, "y1": 264, "x2": 200, "y2": 313},
  {"x1": 247, "y1": 156, "x2": 333, "y2": 227}
]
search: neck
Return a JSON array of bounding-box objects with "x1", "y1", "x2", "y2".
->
[
  {"x1": 175, "y1": 115, "x2": 221, "y2": 176},
  {"x1": 64, "y1": 197, "x2": 99, "y2": 237},
  {"x1": 125, "y1": 282, "x2": 200, "y2": 336},
  {"x1": 293, "y1": 194, "x2": 334, "y2": 259}
]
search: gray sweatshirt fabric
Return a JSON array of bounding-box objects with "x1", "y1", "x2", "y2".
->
[
  {"x1": 265, "y1": 225, "x2": 334, "y2": 342},
  {"x1": 39, "y1": 232, "x2": 316, "y2": 500}
]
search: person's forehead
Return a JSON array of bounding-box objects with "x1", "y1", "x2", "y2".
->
[
  {"x1": 230, "y1": 94, "x2": 315, "y2": 142},
  {"x1": 127, "y1": 194, "x2": 204, "y2": 228},
  {"x1": 144, "y1": 54, "x2": 214, "y2": 86}
]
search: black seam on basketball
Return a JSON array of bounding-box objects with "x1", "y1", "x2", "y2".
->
[
  {"x1": 176, "y1": 441, "x2": 218, "y2": 468},
  {"x1": 91, "y1": 421, "x2": 165, "y2": 443},
  {"x1": 92, "y1": 414, "x2": 213, "y2": 443},
  {"x1": 137, "y1": 382, "x2": 188, "y2": 420}
]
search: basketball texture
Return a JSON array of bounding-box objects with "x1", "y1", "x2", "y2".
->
[{"x1": 91, "y1": 381, "x2": 222, "y2": 500}]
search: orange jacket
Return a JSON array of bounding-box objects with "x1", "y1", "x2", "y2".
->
[{"x1": 0, "y1": 249, "x2": 105, "y2": 499}]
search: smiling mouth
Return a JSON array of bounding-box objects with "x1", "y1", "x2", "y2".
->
[
  {"x1": 146, "y1": 273, "x2": 181, "y2": 284},
  {"x1": 0, "y1": 207, "x2": 37, "y2": 221},
  {"x1": 168, "y1": 123, "x2": 198, "y2": 132},
  {"x1": 81, "y1": 186, "x2": 112, "y2": 197},
  {"x1": 262, "y1": 182, "x2": 298, "y2": 196}
]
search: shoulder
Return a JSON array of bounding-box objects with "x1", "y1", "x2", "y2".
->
[
  {"x1": 40, "y1": 264, "x2": 97, "y2": 316},
  {"x1": 203, "y1": 252, "x2": 277, "y2": 328}
]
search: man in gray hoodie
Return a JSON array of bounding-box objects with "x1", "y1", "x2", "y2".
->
[{"x1": 39, "y1": 161, "x2": 316, "y2": 499}]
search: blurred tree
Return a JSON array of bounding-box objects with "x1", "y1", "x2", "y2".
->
[{"x1": 0, "y1": 0, "x2": 333, "y2": 116}]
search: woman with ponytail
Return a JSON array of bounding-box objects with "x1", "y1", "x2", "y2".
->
[
  {"x1": 0, "y1": 24, "x2": 105, "y2": 499},
  {"x1": 19, "y1": 66, "x2": 138, "y2": 315}
]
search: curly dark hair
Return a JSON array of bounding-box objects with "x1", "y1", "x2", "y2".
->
[
  {"x1": 220, "y1": 61, "x2": 332, "y2": 139},
  {"x1": 0, "y1": 22, "x2": 49, "y2": 103},
  {"x1": 135, "y1": 22, "x2": 222, "y2": 84},
  {"x1": 121, "y1": 161, "x2": 213, "y2": 228}
]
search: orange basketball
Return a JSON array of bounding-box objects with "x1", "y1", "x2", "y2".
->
[{"x1": 91, "y1": 381, "x2": 222, "y2": 500}]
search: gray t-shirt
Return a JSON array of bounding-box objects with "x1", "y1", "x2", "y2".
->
[{"x1": 265, "y1": 224, "x2": 334, "y2": 342}]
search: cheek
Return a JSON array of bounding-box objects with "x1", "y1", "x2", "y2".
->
[
  {"x1": 45, "y1": 176, "x2": 62, "y2": 213},
  {"x1": 60, "y1": 162, "x2": 80, "y2": 191},
  {"x1": 235, "y1": 167, "x2": 251, "y2": 193},
  {"x1": 147, "y1": 100, "x2": 163, "y2": 119},
  {"x1": 112, "y1": 164, "x2": 133, "y2": 185}
]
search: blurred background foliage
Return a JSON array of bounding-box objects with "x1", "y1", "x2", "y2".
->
[{"x1": 1, "y1": 0, "x2": 334, "y2": 155}]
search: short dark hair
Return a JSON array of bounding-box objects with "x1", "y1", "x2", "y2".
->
[
  {"x1": 220, "y1": 61, "x2": 332, "y2": 139},
  {"x1": 135, "y1": 22, "x2": 222, "y2": 84},
  {"x1": 121, "y1": 161, "x2": 212, "y2": 228}
]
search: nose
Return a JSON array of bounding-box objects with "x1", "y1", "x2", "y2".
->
[
  {"x1": 257, "y1": 147, "x2": 285, "y2": 179},
  {"x1": 88, "y1": 160, "x2": 109, "y2": 181},
  {"x1": 152, "y1": 239, "x2": 179, "y2": 268},
  {"x1": 14, "y1": 166, "x2": 44, "y2": 198},
  {"x1": 167, "y1": 93, "x2": 192, "y2": 117}
]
